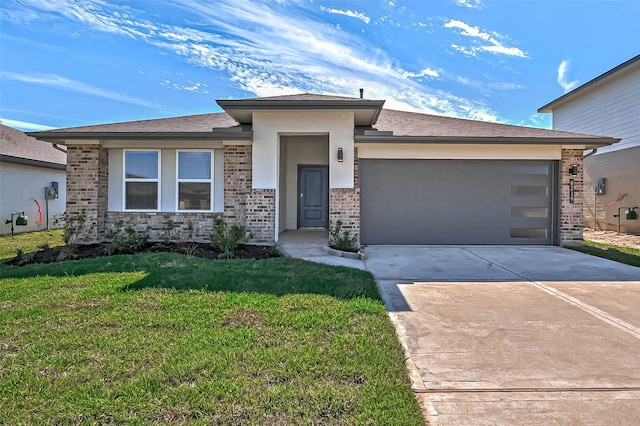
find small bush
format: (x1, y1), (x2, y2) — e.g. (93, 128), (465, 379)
(209, 217), (250, 259)
(103, 220), (150, 255)
(327, 220), (358, 252)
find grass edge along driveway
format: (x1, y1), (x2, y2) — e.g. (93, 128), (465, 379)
(0, 253), (424, 425)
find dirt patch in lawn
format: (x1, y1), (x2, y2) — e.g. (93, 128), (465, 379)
(5, 242), (279, 266)
(584, 228), (640, 249)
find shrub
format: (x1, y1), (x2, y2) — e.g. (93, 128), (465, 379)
(103, 220), (150, 255)
(209, 217), (250, 259)
(327, 220), (358, 252)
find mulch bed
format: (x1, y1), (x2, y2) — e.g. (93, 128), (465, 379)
(6, 242), (279, 267)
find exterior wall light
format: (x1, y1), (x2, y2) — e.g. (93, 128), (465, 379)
(337, 147), (344, 162)
(569, 165), (579, 176)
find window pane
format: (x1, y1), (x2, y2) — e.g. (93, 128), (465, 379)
(510, 207), (548, 218)
(125, 151), (158, 179)
(510, 228), (547, 239)
(179, 182), (211, 210)
(179, 152), (211, 179)
(510, 165), (549, 175)
(510, 186), (547, 197)
(126, 182), (158, 210)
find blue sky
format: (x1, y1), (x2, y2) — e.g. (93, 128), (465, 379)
(1, 0), (638, 132)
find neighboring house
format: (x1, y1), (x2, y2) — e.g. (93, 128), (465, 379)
(0, 124), (67, 235)
(539, 54), (640, 234)
(30, 93), (617, 247)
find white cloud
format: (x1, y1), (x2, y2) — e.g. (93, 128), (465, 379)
(161, 79), (210, 94)
(452, 0), (484, 9)
(0, 118), (55, 131)
(557, 59), (579, 93)
(1, 71), (163, 109)
(320, 6), (371, 24)
(444, 19), (527, 58)
(400, 68), (440, 79)
(4, 0), (504, 122)
(455, 75), (524, 91)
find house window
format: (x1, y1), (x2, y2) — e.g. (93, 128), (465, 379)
(124, 150), (159, 210)
(177, 151), (213, 211)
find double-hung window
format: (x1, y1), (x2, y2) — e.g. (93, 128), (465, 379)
(177, 150), (213, 211)
(124, 150), (160, 210)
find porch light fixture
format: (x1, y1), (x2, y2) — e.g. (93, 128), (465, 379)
(569, 164), (579, 176)
(337, 147), (344, 162)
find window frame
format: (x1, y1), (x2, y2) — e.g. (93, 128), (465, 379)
(123, 149), (161, 212)
(176, 149), (214, 212)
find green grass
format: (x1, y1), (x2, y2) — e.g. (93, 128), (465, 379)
(0, 229), (65, 261)
(0, 254), (424, 425)
(572, 240), (640, 267)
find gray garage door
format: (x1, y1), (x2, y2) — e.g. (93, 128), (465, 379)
(360, 159), (556, 245)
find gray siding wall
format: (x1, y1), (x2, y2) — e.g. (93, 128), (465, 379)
(551, 64), (640, 154)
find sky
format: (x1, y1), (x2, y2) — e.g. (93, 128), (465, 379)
(0, 0), (638, 132)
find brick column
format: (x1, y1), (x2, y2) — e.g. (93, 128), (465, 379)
(560, 148), (584, 246)
(246, 189), (276, 244)
(329, 147), (360, 245)
(223, 145), (252, 227)
(66, 145), (108, 244)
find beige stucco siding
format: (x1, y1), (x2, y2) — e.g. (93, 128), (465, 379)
(252, 110), (354, 190)
(357, 143), (562, 159)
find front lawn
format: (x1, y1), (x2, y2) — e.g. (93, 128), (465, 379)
(0, 229), (65, 261)
(572, 240), (640, 268)
(0, 254), (424, 424)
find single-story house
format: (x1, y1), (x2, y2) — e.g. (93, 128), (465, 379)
(539, 54), (640, 234)
(1, 124), (67, 235)
(30, 93), (618, 246)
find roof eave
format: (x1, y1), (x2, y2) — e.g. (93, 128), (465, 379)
(216, 99), (386, 125)
(27, 131), (253, 144)
(0, 154), (66, 170)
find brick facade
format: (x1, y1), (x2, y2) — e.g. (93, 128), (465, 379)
(66, 145), (108, 244)
(560, 148), (584, 246)
(245, 189), (276, 244)
(105, 212), (216, 243)
(66, 143), (277, 245)
(65, 143), (588, 248)
(222, 145), (252, 227)
(329, 147), (360, 245)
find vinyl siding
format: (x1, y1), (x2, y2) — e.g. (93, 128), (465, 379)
(551, 63), (640, 154)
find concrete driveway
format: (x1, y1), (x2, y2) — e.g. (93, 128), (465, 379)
(364, 246), (640, 425)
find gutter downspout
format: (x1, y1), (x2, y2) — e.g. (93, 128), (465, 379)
(52, 143), (67, 153)
(584, 148), (597, 158)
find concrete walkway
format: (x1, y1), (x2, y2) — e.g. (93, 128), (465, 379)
(277, 230), (366, 269)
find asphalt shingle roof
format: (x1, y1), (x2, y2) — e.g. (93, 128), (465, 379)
(40, 112), (237, 133)
(1, 124), (66, 166)
(29, 93), (616, 144)
(373, 108), (608, 139)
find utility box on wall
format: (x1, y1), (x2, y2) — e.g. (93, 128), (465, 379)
(594, 177), (606, 195)
(45, 181), (59, 199)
